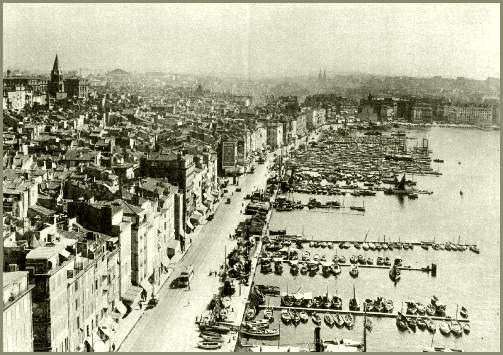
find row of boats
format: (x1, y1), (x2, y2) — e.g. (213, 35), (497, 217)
(396, 312), (470, 337)
(281, 309), (355, 329)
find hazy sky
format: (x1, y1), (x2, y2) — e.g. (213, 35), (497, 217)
(3, 3), (500, 79)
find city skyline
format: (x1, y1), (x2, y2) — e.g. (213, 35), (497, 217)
(3, 3), (500, 80)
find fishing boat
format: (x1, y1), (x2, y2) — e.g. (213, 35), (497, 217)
(463, 323), (470, 334)
(321, 262), (333, 277)
(331, 295), (342, 310)
(439, 321), (451, 336)
(406, 302), (418, 315)
(281, 309), (291, 324)
(383, 257), (391, 266)
(407, 317), (417, 332)
(332, 263), (342, 275)
(366, 257), (374, 265)
(338, 255), (347, 264)
(349, 286), (360, 311)
(335, 314), (345, 328)
(416, 303), (426, 315)
(354, 242), (361, 249)
(425, 318), (435, 333)
(377, 256), (383, 265)
(274, 261), (283, 274)
(264, 308), (274, 320)
(344, 314), (354, 329)
(327, 242), (334, 249)
(469, 245), (480, 254)
(435, 304), (447, 317)
(291, 311), (301, 326)
(349, 265), (359, 278)
(373, 298), (384, 313)
(312, 312), (322, 325)
(450, 321), (463, 337)
(389, 265), (401, 283)
(396, 312), (409, 331)
(357, 255), (365, 264)
(313, 254), (320, 262)
(417, 317), (427, 330)
(324, 314), (335, 327)
(299, 311), (309, 323)
(362, 242), (369, 251)
(241, 328), (280, 339)
(304, 293), (313, 308)
(426, 304), (436, 316)
(320, 242), (327, 249)
(363, 299), (374, 312)
(221, 296), (231, 309)
(200, 334), (224, 343)
(385, 299), (394, 313)
(421, 242), (429, 250)
(290, 260), (299, 275)
(300, 263), (308, 275)
(244, 320), (270, 329)
(245, 307), (257, 321)
(198, 341), (222, 350)
(460, 306), (468, 318)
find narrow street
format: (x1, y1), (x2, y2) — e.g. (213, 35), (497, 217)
(118, 155), (272, 352)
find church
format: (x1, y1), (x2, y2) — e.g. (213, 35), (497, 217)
(48, 54), (89, 100)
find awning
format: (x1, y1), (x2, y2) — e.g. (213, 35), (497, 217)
(114, 301), (127, 315)
(59, 249), (71, 259)
(122, 286), (142, 304)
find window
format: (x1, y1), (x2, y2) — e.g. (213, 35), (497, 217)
(77, 316), (80, 330)
(86, 325), (89, 337)
(75, 298), (79, 310)
(75, 281), (78, 291)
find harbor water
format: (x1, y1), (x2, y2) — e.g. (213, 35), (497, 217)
(246, 127), (500, 352)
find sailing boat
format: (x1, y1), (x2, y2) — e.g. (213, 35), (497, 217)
(349, 285), (360, 311)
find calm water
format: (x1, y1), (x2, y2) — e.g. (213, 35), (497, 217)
(247, 127), (500, 352)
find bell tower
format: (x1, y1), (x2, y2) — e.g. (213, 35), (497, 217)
(49, 54), (64, 96)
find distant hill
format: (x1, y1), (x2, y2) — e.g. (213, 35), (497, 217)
(107, 68), (129, 75)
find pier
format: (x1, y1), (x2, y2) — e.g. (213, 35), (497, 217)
(272, 238), (479, 248)
(262, 260), (435, 273)
(256, 305), (470, 323)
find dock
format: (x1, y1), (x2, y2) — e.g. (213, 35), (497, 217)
(256, 305), (470, 323)
(272, 238), (478, 248)
(262, 261), (434, 272)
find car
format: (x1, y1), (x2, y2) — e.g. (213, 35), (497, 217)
(236, 188), (242, 192)
(226, 198), (231, 204)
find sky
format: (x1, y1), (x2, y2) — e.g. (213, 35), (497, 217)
(3, 3), (500, 80)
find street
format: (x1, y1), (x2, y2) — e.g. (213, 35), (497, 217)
(118, 155), (272, 352)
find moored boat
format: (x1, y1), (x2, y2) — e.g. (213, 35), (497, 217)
(463, 323), (470, 334)
(439, 321), (451, 336)
(312, 312), (322, 325)
(396, 312), (408, 331)
(324, 314), (335, 327)
(334, 314), (345, 328)
(344, 314), (354, 329)
(349, 265), (359, 278)
(281, 309), (291, 324)
(241, 328), (280, 339)
(198, 341), (222, 350)
(299, 311), (309, 323)
(450, 321), (463, 337)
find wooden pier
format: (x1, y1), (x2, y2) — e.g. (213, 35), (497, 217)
(257, 305), (469, 323)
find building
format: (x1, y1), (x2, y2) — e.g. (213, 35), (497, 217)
(411, 103), (433, 122)
(266, 123), (283, 149)
(3, 271), (35, 352)
(47, 55), (66, 100)
(64, 78), (89, 99)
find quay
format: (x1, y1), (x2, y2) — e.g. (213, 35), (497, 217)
(261, 260), (435, 272)
(285, 239), (479, 248)
(256, 305), (470, 323)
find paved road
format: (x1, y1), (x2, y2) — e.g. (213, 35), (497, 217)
(119, 156), (272, 352)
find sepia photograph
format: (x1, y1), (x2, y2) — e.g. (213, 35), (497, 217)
(2, 2), (500, 352)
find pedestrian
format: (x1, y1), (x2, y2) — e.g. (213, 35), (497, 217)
(111, 344), (116, 352)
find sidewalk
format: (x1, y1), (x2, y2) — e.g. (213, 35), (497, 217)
(112, 195), (225, 352)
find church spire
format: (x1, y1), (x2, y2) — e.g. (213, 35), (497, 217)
(52, 54), (60, 74)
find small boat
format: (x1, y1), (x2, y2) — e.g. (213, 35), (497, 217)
(426, 304), (436, 316)
(241, 328), (280, 339)
(389, 266), (401, 283)
(368, 242), (376, 250)
(350, 255), (358, 264)
(439, 321), (451, 336)
(469, 245), (480, 254)
(244, 320), (269, 329)
(338, 255), (347, 264)
(309, 241), (315, 248)
(281, 309), (291, 324)
(344, 314), (354, 329)
(377, 256), (383, 265)
(299, 311), (309, 323)
(198, 341), (222, 350)
(291, 311), (300, 326)
(312, 312), (322, 325)
(385, 299), (394, 313)
(313, 254), (320, 262)
(383, 257), (391, 266)
(362, 242), (369, 250)
(426, 318), (435, 333)
(463, 323), (470, 334)
(324, 314), (335, 327)
(363, 299), (374, 312)
(300, 264), (308, 275)
(334, 314), (345, 328)
(407, 317), (417, 332)
(245, 307), (256, 321)
(200, 334), (224, 343)
(320, 242), (327, 249)
(320, 255), (327, 262)
(264, 308), (274, 320)
(332, 263), (342, 275)
(331, 296), (342, 310)
(396, 312), (408, 331)
(366, 257), (374, 265)
(349, 265), (359, 278)
(357, 255), (365, 265)
(460, 306), (468, 318)
(406, 302), (417, 315)
(373, 299), (384, 313)
(421, 242), (429, 250)
(221, 297), (231, 309)
(328, 242), (334, 249)
(302, 251), (310, 261)
(417, 317), (427, 330)
(416, 303), (426, 315)
(349, 290), (360, 311)
(354, 242), (361, 249)
(450, 321), (463, 337)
